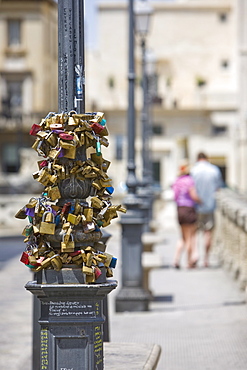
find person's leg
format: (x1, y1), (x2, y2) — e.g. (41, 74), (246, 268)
(190, 223), (198, 267)
(204, 229), (212, 267)
(173, 236), (184, 268)
(181, 224), (195, 268)
(202, 213), (214, 267)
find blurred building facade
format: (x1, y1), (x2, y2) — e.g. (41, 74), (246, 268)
(0, 0), (57, 193)
(86, 0), (238, 194)
(0, 0), (243, 196)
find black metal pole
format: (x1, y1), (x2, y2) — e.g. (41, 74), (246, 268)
(138, 37), (154, 231)
(141, 38), (149, 184)
(58, 0), (75, 112)
(73, 0), (85, 113)
(58, 0), (85, 113)
(126, 0), (138, 195)
(115, 0), (151, 312)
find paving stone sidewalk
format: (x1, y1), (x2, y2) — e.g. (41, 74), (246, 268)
(1, 200), (247, 369)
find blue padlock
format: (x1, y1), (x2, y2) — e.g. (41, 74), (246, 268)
(106, 186), (114, 195)
(100, 118), (106, 126)
(109, 257), (117, 269)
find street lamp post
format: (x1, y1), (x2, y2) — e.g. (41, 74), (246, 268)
(29, 2), (117, 369)
(115, 0), (151, 312)
(135, 0), (154, 231)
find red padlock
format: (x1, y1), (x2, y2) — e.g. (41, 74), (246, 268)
(59, 132), (74, 141)
(69, 250), (81, 257)
(61, 202), (71, 216)
(95, 266), (102, 280)
(20, 251), (29, 265)
(29, 124), (41, 136)
(36, 256), (45, 266)
(90, 122), (104, 134)
(38, 160), (48, 169)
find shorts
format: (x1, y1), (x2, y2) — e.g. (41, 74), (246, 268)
(177, 206), (197, 225)
(197, 213), (215, 231)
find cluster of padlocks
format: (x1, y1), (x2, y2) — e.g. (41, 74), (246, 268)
(16, 111), (126, 283)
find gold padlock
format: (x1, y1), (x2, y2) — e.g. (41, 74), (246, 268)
(99, 126), (109, 137)
(90, 112), (104, 123)
(86, 253), (94, 267)
(37, 168), (52, 186)
(15, 207), (27, 219)
(59, 139), (75, 150)
(92, 180), (102, 191)
(102, 159), (111, 172)
(100, 178), (112, 188)
(63, 146), (76, 159)
(22, 224), (33, 237)
(93, 241), (107, 253)
(48, 148), (61, 160)
(103, 252), (113, 267)
(106, 267), (113, 278)
(68, 116), (77, 126)
(39, 211), (56, 235)
(47, 185), (61, 201)
(44, 212), (54, 223)
(50, 255), (63, 271)
(49, 174), (58, 184)
(82, 265), (93, 275)
(72, 254), (83, 266)
(28, 255), (37, 265)
(36, 131), (48, 139)
(78, 132), (85, 146)
(31, 138), (40, 152)
(46, 132), (57, 147)
(67, 213), (78, 225)
(26, 197), (38, 208)
(85, 273), (95, 283)
(90, 197), (103, 209)
(83, 207), (93, 222)
(91, 152), (103, 165)
(61, 233), (75, 253)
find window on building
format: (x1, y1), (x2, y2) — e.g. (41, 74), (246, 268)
(2, 144), (20, 173)
(8, 19), (21, 47)
(152, 125), (163, 135)
(152, 160), (160, 186)
(212, 125), (228, 136)
(219, 13), (227, 23)
(221, 60), (229, 69)
(2, 79), (23, 118)
(115, 135), (123, 160)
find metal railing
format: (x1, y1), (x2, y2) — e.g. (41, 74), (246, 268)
(215, 188), (247, 290)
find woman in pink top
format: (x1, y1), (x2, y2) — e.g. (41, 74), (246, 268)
(172, 160), (201, 268)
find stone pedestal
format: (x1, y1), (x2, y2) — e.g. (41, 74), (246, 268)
(116, 195), (151, 312)
(26, 268), (117, 370)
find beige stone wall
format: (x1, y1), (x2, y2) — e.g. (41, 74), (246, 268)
(0, 0), (58, 116)
(84, 0), (239, 192)
(86, 0), (237, 111)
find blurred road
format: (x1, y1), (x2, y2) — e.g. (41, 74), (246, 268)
(0, 237), (24, 268)
(1, 200), (247, 369)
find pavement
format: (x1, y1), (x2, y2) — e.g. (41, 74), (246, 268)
(1, 200), (247, 369)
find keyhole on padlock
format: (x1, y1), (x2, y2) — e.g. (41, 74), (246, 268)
(80, 329), (86, 337)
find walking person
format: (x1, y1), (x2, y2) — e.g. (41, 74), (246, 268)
(191, 152), (223, 267)
(172, 160), (201, 269)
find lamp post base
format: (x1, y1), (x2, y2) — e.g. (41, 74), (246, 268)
(26, 268), (117, 370)
(116, 193), (151, 312)
(115, 286), (151, 312)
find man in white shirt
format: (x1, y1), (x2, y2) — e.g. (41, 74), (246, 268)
(191, 152), (223, 267)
